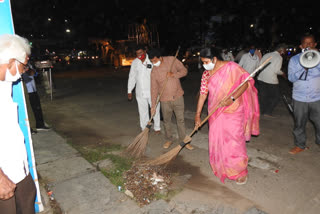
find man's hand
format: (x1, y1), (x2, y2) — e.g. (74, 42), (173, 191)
(128, 93), (132, 101)
(0, 169), (16, 200)
(167, 72), (174, 78)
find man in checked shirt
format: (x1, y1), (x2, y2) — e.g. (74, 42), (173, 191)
(148, 48), (194, 150)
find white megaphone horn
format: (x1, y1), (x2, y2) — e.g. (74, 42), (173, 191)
(299, 49), (320, 68)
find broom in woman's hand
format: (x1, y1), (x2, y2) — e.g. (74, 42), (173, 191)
(125, 46), (181, 158)
(145, 56), (272, 166)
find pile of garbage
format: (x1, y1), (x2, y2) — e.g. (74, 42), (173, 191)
(123, 164), (172, 206)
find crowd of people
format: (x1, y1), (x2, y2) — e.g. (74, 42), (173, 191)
(1, 31), (319, 213)
(127, 33), (320, 185)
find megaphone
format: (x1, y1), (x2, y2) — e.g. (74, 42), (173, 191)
(299, 49), (320, 68)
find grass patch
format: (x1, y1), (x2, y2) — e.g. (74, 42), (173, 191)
(103, 154), (133, 187)
(74, 144), (124, 162)
(72, 143), (133, 187)
(100, 167), (124, 187)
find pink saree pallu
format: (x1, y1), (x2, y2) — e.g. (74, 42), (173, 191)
(206, 62), (259, 183)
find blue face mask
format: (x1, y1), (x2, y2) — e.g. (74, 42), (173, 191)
(249, 49), (255, 55)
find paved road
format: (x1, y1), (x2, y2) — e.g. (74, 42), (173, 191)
(33, 65), (320, 214)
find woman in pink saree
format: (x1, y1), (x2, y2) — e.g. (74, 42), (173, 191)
(195, 47), (260, 185)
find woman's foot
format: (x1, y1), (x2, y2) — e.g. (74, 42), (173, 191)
(236, 175), (248, 185)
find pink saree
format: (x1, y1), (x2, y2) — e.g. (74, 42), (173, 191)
(205, 62), (259, 183)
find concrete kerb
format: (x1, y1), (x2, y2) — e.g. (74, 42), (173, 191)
(32, 130), (141, 213)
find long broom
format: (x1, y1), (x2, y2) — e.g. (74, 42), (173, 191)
(126, 46), (181, 158)
(145, 56), (272, 166)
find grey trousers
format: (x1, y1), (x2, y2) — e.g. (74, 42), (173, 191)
(160, 96), (186, 142)
(293, 99), (320, 149)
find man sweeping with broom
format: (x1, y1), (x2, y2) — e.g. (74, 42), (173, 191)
(148, 48), (194, 150)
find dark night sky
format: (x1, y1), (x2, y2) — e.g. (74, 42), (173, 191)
(10, 0), (320, 53)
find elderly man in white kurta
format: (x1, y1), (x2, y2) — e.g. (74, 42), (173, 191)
(0, 34), (36, 214)
(128, 45), (161, 133)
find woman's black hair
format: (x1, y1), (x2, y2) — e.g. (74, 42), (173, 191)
(199, 47), (223, 60)
(147, 48), (162, 59)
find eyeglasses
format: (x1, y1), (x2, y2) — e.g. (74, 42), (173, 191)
(15, 59), (29, 71)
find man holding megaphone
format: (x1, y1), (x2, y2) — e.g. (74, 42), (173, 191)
(288, 34), (320, 154)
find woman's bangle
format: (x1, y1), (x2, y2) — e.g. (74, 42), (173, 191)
(231, 96), (235, 102)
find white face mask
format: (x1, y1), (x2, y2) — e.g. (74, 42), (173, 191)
(203, 62), (215, 71)
(5, 61), (21, 82)
(153, 61), (161, 67)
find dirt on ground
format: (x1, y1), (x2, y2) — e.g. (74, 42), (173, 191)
(123, 164), (172, 206)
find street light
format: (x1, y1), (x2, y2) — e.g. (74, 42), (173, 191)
(66, 29), (71, 33)
(48, 18), (51, 21)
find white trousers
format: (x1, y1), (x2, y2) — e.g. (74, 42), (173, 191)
(136, 96), (161, 131)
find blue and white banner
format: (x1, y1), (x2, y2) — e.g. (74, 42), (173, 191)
(0, 0), (43, 212)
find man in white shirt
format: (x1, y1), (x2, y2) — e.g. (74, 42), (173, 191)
(239, 45), (260, 74)
(0, 34), (36, 213)
(128, 45), (161, 133)
(257, 44), (286, 117)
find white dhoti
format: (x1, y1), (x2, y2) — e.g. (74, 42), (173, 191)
(136, 96), (160, 131)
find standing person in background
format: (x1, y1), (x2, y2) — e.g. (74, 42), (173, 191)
(234, 47), (248, 63)
(128, 45), (161, 133)
(221, 48), (235, 61)
(239, 45), (260, 74)
(287, 34), (320, 154)
(195, 47), (260, 185)
(148, 48), (193, 150)
(255, 48), (262, 61)
(22, 62), (50, 131)
(257, 44), (287, 117)
(0, 34), (36, 214)
(22, 65), (37, 135)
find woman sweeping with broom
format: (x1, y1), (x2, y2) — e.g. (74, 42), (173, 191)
(195, 47), (260, 185)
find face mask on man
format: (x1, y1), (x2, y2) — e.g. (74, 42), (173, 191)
(203, 61), (215, 71)
(5, 61), (21, 82)
(249, 49), (255, 55)
(153, 61), (161, 67)
(138, 54), (146, 61)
